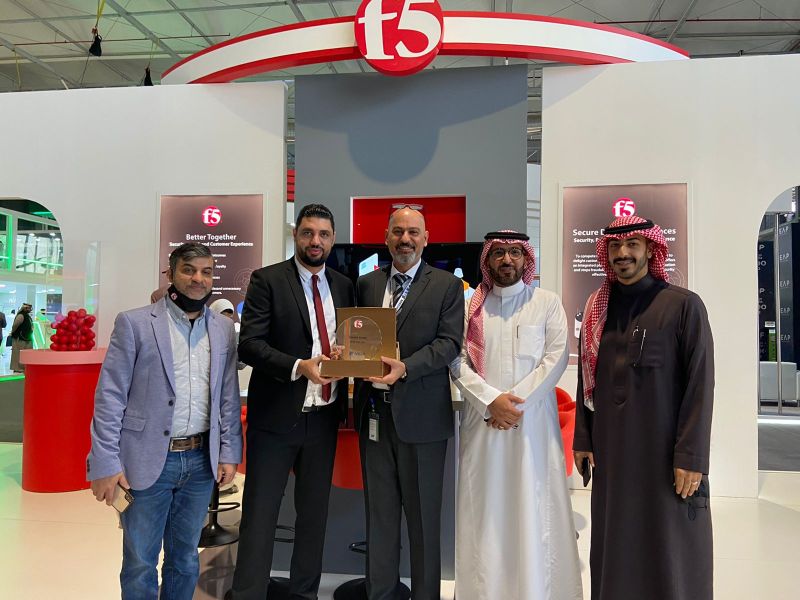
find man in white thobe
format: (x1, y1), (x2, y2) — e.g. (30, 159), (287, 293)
(451, 230), (582, 600)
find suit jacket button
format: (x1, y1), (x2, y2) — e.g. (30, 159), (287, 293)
(163, 430), (170, 436)
(168, 400), (174, 406)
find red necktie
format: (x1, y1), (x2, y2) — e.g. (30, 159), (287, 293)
(311, 274), (331, 402)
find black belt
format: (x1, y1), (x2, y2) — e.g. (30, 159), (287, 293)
(168, 431), (208, 452)
(369, 387), (392, 404)
(302, 401), (336, 413)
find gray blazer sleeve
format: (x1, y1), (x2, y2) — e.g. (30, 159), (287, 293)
(86, 312), (136, 481)
(218, 321), (243, 465)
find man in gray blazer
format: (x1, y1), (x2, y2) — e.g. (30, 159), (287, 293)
(355, 207), (464, 600)
(87, 242), (242, 600)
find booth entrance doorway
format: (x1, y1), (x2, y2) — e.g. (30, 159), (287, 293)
(757, 186), (800, 471)
(0, 198), (63, 443)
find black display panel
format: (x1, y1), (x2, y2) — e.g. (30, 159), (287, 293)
(326, 242), (484, 289)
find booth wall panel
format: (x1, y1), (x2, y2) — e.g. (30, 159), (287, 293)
(295, 65), (528, 242)
(541, 54), (800, 498)
(0, 83), (287, 345)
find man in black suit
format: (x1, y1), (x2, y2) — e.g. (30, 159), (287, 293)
(355, 207), (464, 600)
(231, 204), (356, 600)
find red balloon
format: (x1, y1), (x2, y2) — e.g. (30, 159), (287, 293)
(85, 315), (96, 325)
(50, 322), (58, 329)
(77, 308), (87, 318)
(50, 335), (58, 342)
(67, 310), (77, 319)
(51, 344), (61, 351)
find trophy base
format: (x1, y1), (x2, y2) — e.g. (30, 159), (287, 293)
(320, 359), (389, 378)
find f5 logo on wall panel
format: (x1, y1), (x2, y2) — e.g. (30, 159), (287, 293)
(612, 198), (636, 218)
(202, 206), (222, 226)
(355, 0), (444, 76)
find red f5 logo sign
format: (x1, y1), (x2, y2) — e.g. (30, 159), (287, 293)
(202, 206), (222, 226)
(355, 0), (444, 76)
(612, 198), (636, 218)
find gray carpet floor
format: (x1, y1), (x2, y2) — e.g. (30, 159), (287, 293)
(758, 422), (800, 471)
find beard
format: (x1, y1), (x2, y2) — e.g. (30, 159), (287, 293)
(490, 263), (523, 287)
(612, 255), (647, 281)
(297, 245), (328, 267)
(391, 243), (419, 267)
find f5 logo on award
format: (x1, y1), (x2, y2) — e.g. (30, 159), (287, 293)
(202, 206), (222, 226)
(612, 198), (636, 218)
(355, 0), (444, 76)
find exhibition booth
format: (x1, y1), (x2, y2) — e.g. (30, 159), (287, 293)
(1, 5), (799, 596)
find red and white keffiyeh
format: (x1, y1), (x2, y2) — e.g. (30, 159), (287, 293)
(466, 230), (536, 378)
(580, 216), (669, 407)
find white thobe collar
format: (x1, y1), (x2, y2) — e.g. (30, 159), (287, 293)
(490, 279), (526, 298)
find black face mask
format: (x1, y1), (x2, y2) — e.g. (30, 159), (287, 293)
(167, 285), (212, 314)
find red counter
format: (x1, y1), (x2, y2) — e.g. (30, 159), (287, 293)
(20, 349), (106, 492)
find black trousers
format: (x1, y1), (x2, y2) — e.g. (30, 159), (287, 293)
(360, 395), (448, 600)
(231, 407), (339, 600)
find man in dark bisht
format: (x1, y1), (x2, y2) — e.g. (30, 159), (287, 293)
(573, 215), (715, 600)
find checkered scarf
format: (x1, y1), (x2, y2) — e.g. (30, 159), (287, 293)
(580, 216), (669, 407)
(466, 231), (536, 378)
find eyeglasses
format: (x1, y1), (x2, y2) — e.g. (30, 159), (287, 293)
(489, 247), (524, 261)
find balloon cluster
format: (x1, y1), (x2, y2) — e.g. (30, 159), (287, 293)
(50, 309), (97, 351)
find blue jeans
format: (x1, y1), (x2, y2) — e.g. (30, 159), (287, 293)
(120, 447), (215, 600)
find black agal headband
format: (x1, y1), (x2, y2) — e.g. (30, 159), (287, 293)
(602, 219), (655, 236)
(484, 231), (530, 241)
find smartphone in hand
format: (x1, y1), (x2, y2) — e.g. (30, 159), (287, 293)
(111, 483), (134, 513)
(581, 457), (592, 487)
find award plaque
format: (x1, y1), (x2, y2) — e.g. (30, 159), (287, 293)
(320, 307), (397, 378)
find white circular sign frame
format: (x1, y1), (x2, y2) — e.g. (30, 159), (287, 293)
(162, 12), (688, 85)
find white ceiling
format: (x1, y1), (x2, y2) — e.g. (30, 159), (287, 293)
(2, 0), (798, 162)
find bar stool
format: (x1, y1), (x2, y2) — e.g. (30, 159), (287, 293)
(225, 405), (295, 599)
(555, 387), (576, 476)
(198, 482), (240, 548)
(265, 524), (295, 600)
(331, 427), (410, 600)
(200, 407), (246, 548)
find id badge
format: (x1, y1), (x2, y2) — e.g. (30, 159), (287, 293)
(368, 411), (380, 443)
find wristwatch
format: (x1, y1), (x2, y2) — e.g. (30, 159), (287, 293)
(401, 364), (408, 380)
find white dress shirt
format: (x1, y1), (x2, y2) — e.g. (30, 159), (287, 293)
(166, 297), (211, 436)
(290, 258), (338, 408)
(373, 260), (422, 390)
